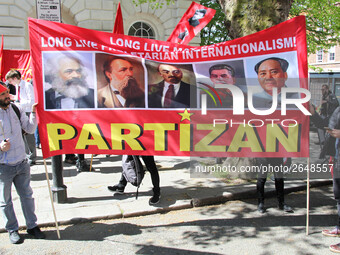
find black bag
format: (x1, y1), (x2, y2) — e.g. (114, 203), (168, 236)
(122, 155), (145, 198)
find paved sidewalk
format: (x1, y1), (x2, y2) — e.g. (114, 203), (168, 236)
(0, 130), (332, 232)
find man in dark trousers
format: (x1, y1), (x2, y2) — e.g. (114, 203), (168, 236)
(0, 82), (45, 244)
(108, 156), (161, 205)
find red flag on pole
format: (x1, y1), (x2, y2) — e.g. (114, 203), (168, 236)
(113, 2), (124, 34)
(167, 1), (216, 45)
(0, 35), (4, 81)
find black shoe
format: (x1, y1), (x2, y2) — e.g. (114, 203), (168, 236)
(258, 202), (266, 213)
(278, 203), (294, 213)
(107, 185), (125, 194)
(9, 230), (22, 244)
(149, 193), (161, 205)
(64, 158), (77, 165)
(27, 226), (45, 239)
(76, 160), (92, 172)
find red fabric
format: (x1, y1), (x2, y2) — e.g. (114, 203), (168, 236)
(167, 1), (216, 45)
(113, 2), (124, 35)
(27, 16), (310, 159)
(0, 83), (7, 93)
(1, 50), (32, 82)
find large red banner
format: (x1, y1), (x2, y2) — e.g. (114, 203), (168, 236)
(28, 16), (309, 159)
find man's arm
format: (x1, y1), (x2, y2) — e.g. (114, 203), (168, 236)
(19, 81), (35, 112)
(19, 103), (37, 134)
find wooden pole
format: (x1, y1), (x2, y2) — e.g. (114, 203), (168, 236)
(89, 154), (94, 172)
(306, 157), (310, 235)
(43, 159), (61, 239)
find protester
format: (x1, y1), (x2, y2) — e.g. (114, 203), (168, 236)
(148, 63), (195, 108)
(309, 104), (340, 253)
(108, 156), (161, 205)
(316, 84), (339, 146)
(0, 82), (45, 244)
(98, 56), (144, 108)
(44, 54), (94, 172)
(5, 70), (37, 165)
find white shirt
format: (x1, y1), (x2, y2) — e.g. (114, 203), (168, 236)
(110, 84), (126, 107)
(17, 80), (35, 113)
(161, 82), (180, 107)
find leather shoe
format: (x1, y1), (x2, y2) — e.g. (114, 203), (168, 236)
(258, 202), (266, 213)
(323, 227), (340, 237)
(278, 203), (294, 213)
(149, 193), (161, 205)
(9, 230), (22, 244)
(107, 185), (125, 194)
(27, 226), (45, 239)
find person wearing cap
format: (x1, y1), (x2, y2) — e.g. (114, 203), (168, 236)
(5, 70), (36, 166)
(252, 57), (299, 109)
(0, 82), (45, 244)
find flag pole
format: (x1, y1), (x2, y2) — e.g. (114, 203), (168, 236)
(43, 159), (61, 239)
(89, 154), (94, 172)
(306, 157), (310, 235)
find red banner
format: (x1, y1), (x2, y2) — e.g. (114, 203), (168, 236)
(112, 2), (124, 35)
(167, 1), (216, 44)
(28, 16), (309, 159)
(1, 49), (32, 82)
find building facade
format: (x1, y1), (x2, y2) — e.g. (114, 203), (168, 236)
(308, 44), (340, 106)
(0, 0), (199, 49)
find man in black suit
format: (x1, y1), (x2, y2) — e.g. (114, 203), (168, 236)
(44, 54), (94, 110)
(44, 54), (94, 172)
(148, 64), (195, 108)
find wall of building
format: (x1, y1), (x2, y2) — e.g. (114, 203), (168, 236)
(0, 0), (199, 49)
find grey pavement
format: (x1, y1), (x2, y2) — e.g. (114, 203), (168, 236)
(0, 130), (333, 232)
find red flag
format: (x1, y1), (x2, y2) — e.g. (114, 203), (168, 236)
(2, 50), (32, 82)
(167, 1), (215, 45)
(0, 35), (4, 81)
(113, 2), (124, 34)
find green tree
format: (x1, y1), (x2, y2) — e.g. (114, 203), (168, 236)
(134, 0), (340, 54)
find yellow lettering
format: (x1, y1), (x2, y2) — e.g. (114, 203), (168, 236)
(111, 124), (144, 150)
(75, 124), (110, 150)
(144, 123), (176, 151)
(266, 124), (299, 152)
(227, 125), (264, 152)
(47, 123), (76, 151)
(194, 124), (227, 152)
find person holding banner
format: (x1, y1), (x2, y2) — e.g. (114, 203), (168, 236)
(98, 56), (144, 108)
(44, 54), (95, 109)
(148, 64), (195, 108)
(5, 70), (37, 166)
(253, 57), (299, 109)
(0, 82), (45, 244)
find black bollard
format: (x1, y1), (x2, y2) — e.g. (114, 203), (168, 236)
(51, 155), (67, 203)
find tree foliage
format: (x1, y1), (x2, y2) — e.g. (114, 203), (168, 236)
(290, 0), (340, 54)
(134, 0), (340, 54)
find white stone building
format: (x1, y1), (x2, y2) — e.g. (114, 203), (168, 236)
(0, 0), (199, 49)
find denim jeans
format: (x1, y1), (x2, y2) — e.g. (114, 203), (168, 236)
(0, 160), (37, 231)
